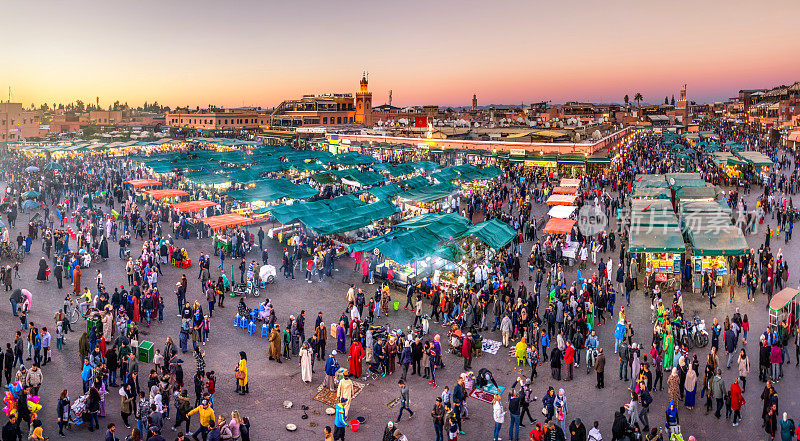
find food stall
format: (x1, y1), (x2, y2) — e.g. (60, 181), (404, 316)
(125, 179), (163, 189)
(552, 186), (578, 195)
(543, 218), (578, 265)
(629, 226), (685, 288)
(559, 178), (580, 188)
(769, 288), (800, 329)
(547, 205), (576, 219)
(545, 194), (577, 206)
(685, 226), (748, 291)
(202, 213), (257, 255)
(143, 189), (189, 202)
(170, 200), (218, 217)
(735, 151), (774, 183)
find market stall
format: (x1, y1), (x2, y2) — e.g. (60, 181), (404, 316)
(559, 178), (581, 188)
(143, 189), (189, 200)
(545, 194), (577, 206)
(552, 186), (577, 195)
(735, 151), (774, 183)
(769, 288), (800, 328)
(547, 205), (576, 219)
(125, 179), (162, 189)
(629, 226), (685, 287)
(347, 213), (514, 290)
(170, 200), (218, 214)
(542, 218), (576, 235)
(202, 213), (254, 230)
(685, 226), (748, 291)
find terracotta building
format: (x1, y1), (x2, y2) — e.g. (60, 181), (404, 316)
(0, 103), (41, 141)
(165, 108), (268, 130)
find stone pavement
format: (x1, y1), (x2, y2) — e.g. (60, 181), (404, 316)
(1, 182), (799, 441)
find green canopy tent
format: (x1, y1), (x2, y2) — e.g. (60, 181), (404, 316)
(633, 180), (669, 189)
(396, 182), (457, 203)
(184, 173), (231, 186)
(364, 184), (402, 201)
(630, 187), (671, 199)
(678, 200), (731, 214)
(310, 173), (336, 185)
(265, 194), (400, 236)
(674, 186), (718, 201)
(629, 226), (686, 253)
(631, 211), (680, 228)
(685, 226), (748, 256)
(225, 169), (264, 184)
(330, 169), (385, 187)
(735, 151), (774, 167)
(226, 179), (318, 203)
(402, 176), (430, 190)
(455, 219), (516, 250)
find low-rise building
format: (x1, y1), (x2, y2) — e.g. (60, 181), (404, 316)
(0, 103), (42, 141)
(165, 107), (268, 130)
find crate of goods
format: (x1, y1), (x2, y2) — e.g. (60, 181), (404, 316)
(138, 340), (155, 363)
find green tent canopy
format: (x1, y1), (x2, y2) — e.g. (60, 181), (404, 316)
(226, 179), (317, 203)
(630, 187), (671, 199)
(631, 211), (680, 227)
(225, 169), (264, 184)
(184, 173), (231, 186)
(633, 180), (669, 189)
(455, 219), (516, 250)
(668, 178), (708, 189)
(396, 182), (457, 203)
(265, 194), (399, 235)
(735, 151), (773, 166)
(686, 226), (748, 256)
(674, 186), (718, 201)
(402, 176), (430, 190)
(365, 184), (402, 201)
(330, 169), (385, 187)
(629, 226), (686, 253)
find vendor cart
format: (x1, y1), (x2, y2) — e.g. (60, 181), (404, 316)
(769, 287), (800, 329)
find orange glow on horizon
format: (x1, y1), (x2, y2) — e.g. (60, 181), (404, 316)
(1, 0), (798, 109)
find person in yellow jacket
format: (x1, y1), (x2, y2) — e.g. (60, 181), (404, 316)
(187, 399), (215, 440)
(236, 351), (248, 395)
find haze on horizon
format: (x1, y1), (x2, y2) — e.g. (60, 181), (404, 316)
(1, 0), (798, 110)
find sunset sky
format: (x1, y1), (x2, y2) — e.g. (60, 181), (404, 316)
(1, 0), (799, 109)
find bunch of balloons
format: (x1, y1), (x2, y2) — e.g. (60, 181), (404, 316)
(3, 382), (42, 419)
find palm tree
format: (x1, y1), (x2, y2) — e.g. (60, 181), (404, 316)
(624, 94), (630, 107)
(634, 93), (643, 108)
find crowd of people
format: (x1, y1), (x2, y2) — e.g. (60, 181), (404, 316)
(0, 120), (796, 441)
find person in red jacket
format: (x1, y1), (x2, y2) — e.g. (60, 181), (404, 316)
(730, 378), (744, 426)
(461, 334), (472, 370)
(564, 342), (575, 381)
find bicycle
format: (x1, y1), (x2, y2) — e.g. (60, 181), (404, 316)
(66, 300), (96, 324)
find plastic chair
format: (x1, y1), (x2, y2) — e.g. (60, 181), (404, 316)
(577, 269), (585, 284)
(234, 314), (242, 328)
(247, 321), (256, 335)
(249, 309), (257, 323)
(260, 324), (268, 338)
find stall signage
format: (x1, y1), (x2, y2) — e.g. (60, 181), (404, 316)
(510, 149), (526, 156)
(524, 160), (556, 167)
(373, 248), (380, 256)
